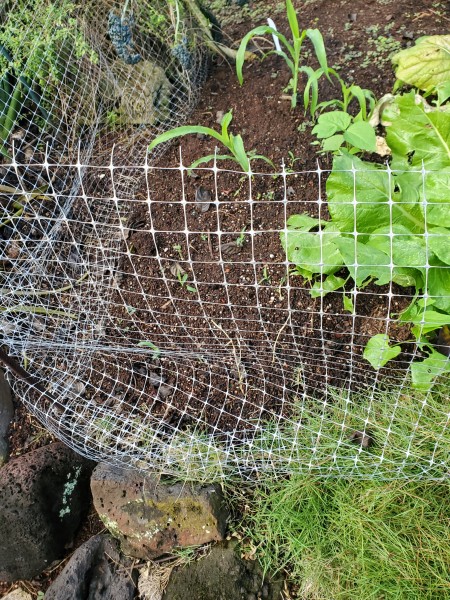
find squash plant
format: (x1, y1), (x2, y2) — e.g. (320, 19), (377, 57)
(282, 36), (450, 390)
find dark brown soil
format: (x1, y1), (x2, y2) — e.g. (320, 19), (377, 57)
(78, 0), (449, 438)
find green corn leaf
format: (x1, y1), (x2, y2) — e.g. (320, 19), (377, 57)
(306, 29), (330, 79)
(148, 125), (226, 151)
(300, 65), (320, 115)
(231, 134), (250, 172)
(286, 0), (300, 40)
(236, 26), (293, 85)
(189, 154), (233, 171)
(249, 153), (275, 169)
(349, 85), (376, 120)
(221, 110), (233, 139)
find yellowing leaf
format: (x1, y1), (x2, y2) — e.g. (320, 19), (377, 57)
(392, 35), (450, 94)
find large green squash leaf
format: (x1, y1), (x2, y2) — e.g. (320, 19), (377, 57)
(383, 92), (450, 171)
(392, 35), (450, 94)
(327, 152), (424, 235)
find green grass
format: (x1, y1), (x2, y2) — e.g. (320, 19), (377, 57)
(130, 377), (450, 483)
(236, 476), (450, 599)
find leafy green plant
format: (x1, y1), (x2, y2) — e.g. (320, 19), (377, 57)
(281, 84), (450, 388)
(392, 34), (450, 101)
(0, 0), (98, 151)
(312, 110), (376, 154)
(177, 270), (196, 293)
(0, 0), (98, 93)
(148, 109), (273, 172)
(236, 0), (330, 109)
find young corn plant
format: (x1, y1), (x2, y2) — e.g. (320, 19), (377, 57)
(302, 66), (376, 119)
(236, 0), (330, 110)
(148, 109), (273, 172)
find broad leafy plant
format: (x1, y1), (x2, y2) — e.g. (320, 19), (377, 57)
(148, 109), (273, 172)
(392, 34), (450, 104)
(236, 0), (330, 110)
(282, 36), (450, 389)
(311, 110), (376, 154)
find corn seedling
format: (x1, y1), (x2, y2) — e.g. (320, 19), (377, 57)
(148, 109), (273, 172)
(236, 0), (330, 109)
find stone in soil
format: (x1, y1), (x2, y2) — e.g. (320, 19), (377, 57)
(163, 540), (283, 600)
(44, 534), (137, 600)
(91, 463), (228, 559)
(0, 442), (94, 581)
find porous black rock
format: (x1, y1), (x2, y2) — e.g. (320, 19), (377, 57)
(0, 442), (94, 581)
(45, 534), (137, 600)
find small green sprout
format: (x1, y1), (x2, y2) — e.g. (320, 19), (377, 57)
(148, 110), (273, 173)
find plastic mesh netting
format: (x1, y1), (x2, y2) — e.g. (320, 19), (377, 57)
(0, 0), (209, 178)
(1, 1), (449, 481)
(1, 151), (450, 480)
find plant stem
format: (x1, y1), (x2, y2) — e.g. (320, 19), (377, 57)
(0, 305), (78, 318)
(0, 80), (21, 159)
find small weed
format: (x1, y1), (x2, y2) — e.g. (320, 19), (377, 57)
(173, 243), (184, 260)
(177, 270), (196, 293)
(137, 340), (161, 358)
(296, 120), (313, 134)
(255, 190), (275, 201)
(236, 227), (247, 247)
(258, 265), (271, 285)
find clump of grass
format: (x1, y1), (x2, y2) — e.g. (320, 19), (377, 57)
(237, 476), (450, 599)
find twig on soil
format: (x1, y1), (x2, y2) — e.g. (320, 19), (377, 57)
(211, 320), (246, 395)
(0, 346), (66, 411)
(272, 314), (290, 363)
(207, 229), (213, 258)
(0, 271), (89, 297)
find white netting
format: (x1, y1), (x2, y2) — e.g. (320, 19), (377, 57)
(0, 0), (209, 183)
(1, 149), (449, 480)
(1, 1), (449, 481)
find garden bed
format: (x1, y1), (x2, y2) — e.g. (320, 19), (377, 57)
(76, 0), (448, 439)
